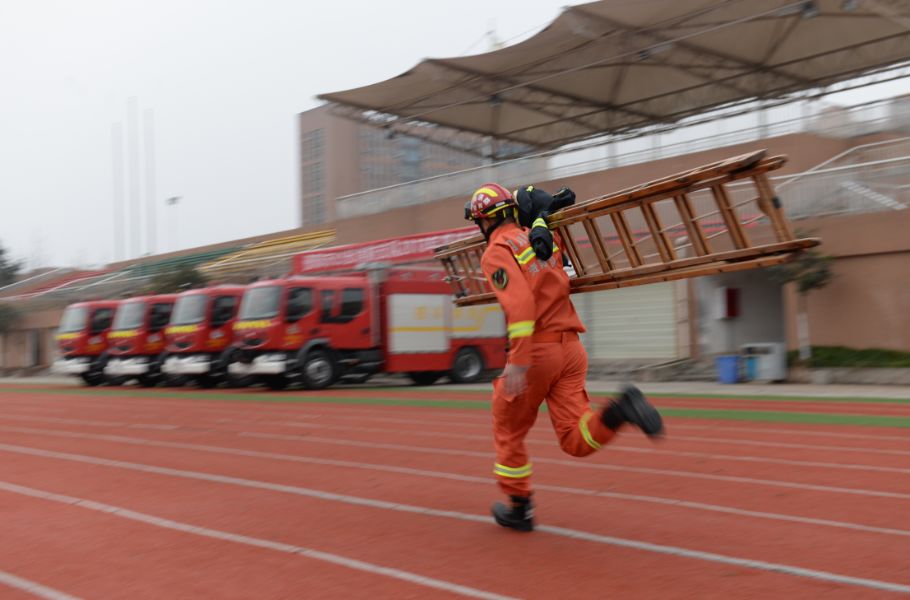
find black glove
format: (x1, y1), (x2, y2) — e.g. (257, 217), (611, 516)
(516, 185), (577, 261)
(516, 185), (576, 227)
(529, 226), (554, 261)
(515, 185), (551, 229)
(550, 187), (576, 213)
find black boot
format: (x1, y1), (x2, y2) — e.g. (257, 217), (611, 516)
(602, 384), (665, 437)
(491, 495), (534, 532)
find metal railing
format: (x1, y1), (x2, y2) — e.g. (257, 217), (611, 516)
(0, 268), (66, 297)
(687, 156), (910, 224)
(336, 95), (910, 219)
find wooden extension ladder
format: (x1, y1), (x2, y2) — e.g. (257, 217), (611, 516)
(434, 150), (820, 306)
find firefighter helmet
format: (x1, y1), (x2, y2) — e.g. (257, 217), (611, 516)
(465, 183), (517, 221)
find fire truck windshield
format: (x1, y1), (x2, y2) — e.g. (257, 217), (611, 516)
(112, 301), (146, 330)
(171, 294), (208, 325)
(239, 286), (281, 320)
(58, 306), (88, 333)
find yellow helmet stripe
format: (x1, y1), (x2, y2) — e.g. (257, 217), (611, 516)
(475, 187), (501, 198)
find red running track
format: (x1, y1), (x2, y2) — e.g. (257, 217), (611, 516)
(0, 384), (908, 599)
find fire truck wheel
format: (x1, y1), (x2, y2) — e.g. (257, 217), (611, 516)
(300, 349), (337, 390)
(263, 374), (289, 391)
(196, 374), (218, 389)
(80, 371), (104, 386)
(137, 373), (159, 388)
(450, 347), (484, 384)
(227, 374), (254, 388)
(408, 371), (444, 386)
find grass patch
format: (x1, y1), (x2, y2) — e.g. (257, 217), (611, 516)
(789, 346), (910, 368)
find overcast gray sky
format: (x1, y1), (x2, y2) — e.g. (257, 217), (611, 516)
(0, 0), (568, 269)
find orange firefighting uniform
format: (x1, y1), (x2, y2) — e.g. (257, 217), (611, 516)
(482, 220), (616, 497)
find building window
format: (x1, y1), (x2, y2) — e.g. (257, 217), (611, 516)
(302, 161), (323, 195)
(305, 194), (325, 225)
(398, 135), (423, 183)
(301, 129), (324, 162)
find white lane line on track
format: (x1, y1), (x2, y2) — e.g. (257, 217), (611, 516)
(265, 418), (910, 474)
(1, 410), (910, 500)
(0, 414), (910, 475)
(0, 482), (514, 600)
(309, 412), (910, 443)
(664, 422), (910, 442)
(2, 410), (907, 480)
(0, 571), (81, 600)
(0, 413), (179, 431)
(670, 434), (910, 456)
(252, 418), (910, 461)
(3, 424), (909, 540)
(0, 445), (908, 595)
(5, 395), (908, 441)
(241, 431), (910, 500)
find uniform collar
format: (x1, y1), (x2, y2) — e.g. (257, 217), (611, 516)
(488, 220), (520, 244)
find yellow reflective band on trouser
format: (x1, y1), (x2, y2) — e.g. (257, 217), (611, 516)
(507, 320), (534, 339)
(532, 217), (548, 229)
(494, 463), (532, 478)
(514, 247), (535, 265)
(580, 412), (603, 450)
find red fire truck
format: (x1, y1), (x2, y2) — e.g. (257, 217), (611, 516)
(161, 285), (245, 387)
(226, 268), (506, 390)
(103, 293), (178, 386)
(52, 300), (120, 386)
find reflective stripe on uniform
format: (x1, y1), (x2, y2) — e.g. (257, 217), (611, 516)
(507, 320), (534, 339)
(514, 243), (560, 266)
(514, 247), (536, 265)
(579, 411), (603, 450)
(532, 217), (548, 229)
(494, 462), (532, 478)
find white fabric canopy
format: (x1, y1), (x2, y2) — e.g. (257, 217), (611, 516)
(320, 0), (910, 151)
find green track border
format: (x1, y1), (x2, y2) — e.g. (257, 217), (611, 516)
(2, 385), (909, 428)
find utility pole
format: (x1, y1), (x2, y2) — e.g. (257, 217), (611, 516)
(166, 196), (181, 251)
(143, 109), (157, 256)
(126, 97), (141, 258)
(111, 122), (126, 261)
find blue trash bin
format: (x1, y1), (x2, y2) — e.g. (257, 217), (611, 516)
(744, 356), (758, 381)
(715, 355), (741, 384)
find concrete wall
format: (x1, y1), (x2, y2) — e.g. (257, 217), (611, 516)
(783, 209), (910, 352)
(695, 270), (786, 356)
(0, 308), (66, 371)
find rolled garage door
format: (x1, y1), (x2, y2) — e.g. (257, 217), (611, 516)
(575, 282), (678, 360)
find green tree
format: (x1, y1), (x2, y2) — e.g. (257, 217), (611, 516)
(145, 264), (208, 294)
(768, 246), (834, 362)
(0, 242), (22, 287)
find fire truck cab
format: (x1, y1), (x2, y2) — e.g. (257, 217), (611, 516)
(52, 300), (120, 386)
(227, 269), (505, 390)
(103, 293), (177, 386)
(161, 285), (245, 387)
